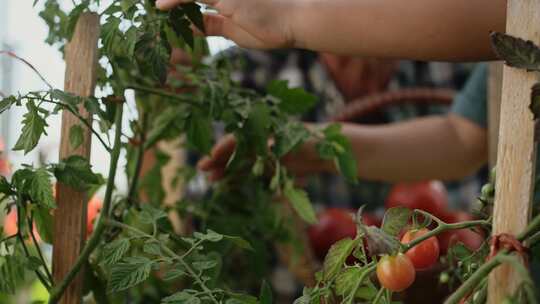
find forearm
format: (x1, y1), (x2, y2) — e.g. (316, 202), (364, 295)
(291, 0), (506, 61)
(314, 115), (487, 182)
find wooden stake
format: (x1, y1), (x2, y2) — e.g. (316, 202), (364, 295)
(52, 13), (100, 304)
(488, 62), (503, 168)
(488, 1), (539, 302)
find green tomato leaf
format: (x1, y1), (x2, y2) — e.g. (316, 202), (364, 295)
(52, 155), (101, 191)
(69, 125), (84, 150)
(272, 121), (309, 157)
(267, 80), (317, 115)
(322, 238), (359, 281)
(108, 257), (154, 293)
(0, 95), (17, 114)
(30, 168), (56, 209)
(34, 206), (54, 244)
(162, 267), (186, 281)
(162, 291), (201, 304)
(100, 238), (131, 266)
(284, 181), (317, 225)
(66, 1), (88, 40)
(381, 207), (412, 237)
(13, 102), (48, 154)
(491, 32), (540, 72)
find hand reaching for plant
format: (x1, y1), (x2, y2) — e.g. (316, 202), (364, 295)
(197, 133), (333, 181)
(156, 0), (296, 49)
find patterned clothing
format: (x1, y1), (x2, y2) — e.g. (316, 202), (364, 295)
(216, 47), (481, 211)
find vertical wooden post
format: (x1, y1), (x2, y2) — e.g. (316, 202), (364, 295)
(52, 13), (100, 304)
(487, 62), (503, 168)
(488, 1), (539, 302)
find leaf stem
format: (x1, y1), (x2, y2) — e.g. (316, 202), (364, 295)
(345, 263), (376, 304)
(104, 219), (220, 304)
(127, 84), (200, 107)
(48, 103), (124, 304)
(127, 114), (148, 208)
(518, 212), (540, 241)
(27, 215), (53, 283)
(403, 210), (490, 251)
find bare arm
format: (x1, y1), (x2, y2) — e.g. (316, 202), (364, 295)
(199, 114), (488, 182)
(286, 114), (487, 182)
(157, 0), (506, 61)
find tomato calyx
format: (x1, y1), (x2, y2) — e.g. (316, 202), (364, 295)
(487, 233), (529, 265)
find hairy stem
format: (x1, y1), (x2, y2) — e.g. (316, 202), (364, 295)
(27, 215), (53, 283)
(48, 103), (124, 304)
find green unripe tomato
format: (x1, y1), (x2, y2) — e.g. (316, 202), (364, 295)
(439, 272), (449, 284)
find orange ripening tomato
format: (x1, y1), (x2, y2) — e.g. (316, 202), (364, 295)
(87, 197), (103, 236)
(376, 253), (416, 292)
(401, 228), (440, 270)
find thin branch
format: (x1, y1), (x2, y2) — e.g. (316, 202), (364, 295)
(48, 103), (124, 304)
(403, 210), (491, 251)
(27, 214), (53, 283)
(127, 84), (200, 107)
(0, 51), (54, 89)
(127, 114), (148, 208)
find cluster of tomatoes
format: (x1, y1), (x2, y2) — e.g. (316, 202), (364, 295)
(308, 180), (485, 292)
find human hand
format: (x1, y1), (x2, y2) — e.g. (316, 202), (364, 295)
(197, 133), (334, 182)
(156, 0), (296, 50)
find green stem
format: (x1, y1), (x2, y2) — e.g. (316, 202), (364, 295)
(345, 263), (376, 304)
(48, 103), (124, 304)
(127, 84), (199, 107)
(127, 114), (148, 208)
(403, 210), (490, 251)
(27, 215), (53, 283)
(372, 287), (385, 304)
(104, 219), (220, 304)
(43, 99), (112, 152)
(444, 254), (506, 304)
(518, 212), (540, 241)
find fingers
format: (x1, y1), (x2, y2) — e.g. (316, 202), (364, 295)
(197, 135), (237, 181)
(203, 13), (269, 49)
(156, 0), (219, 10)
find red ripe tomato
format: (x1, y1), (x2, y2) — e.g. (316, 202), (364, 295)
(401, 228), (440, 270)
(87, 197), (103, 236)
(386, 181), (449, 219)
(376, 253), (416, 292)
(438, 211), (484, 254)
(308, 208), (380, 260)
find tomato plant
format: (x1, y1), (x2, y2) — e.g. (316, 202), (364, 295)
(308, 208), (380, 260)
(376, 253), (416, 292)
(401, 228), (440, 270)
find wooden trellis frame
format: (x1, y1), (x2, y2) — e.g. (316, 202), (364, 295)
(488, 1), (539, 303)
(52, 13), (100, 304)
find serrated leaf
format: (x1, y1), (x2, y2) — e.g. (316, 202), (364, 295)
(491, 32), (540, 72)
(0, 176), (13, 195)
(34, 205), (54, 244)
(146, 107), (184, 148)
(192, 260), (218, 271)
(267, 80), (317, 115)
(30, 168), (56, 208)
(108, 257), (154, 293)
(170, 16), (194, 49)
(194, 229), (223, 242)
(226, 293), (259, 304)
(162, 267), (186, 281)
(143, 241), (162, 256)
(381, 207), (412, 237)
(139, 204), (167, 224)
(322, 238), (358, 281)
(101, 238), (131, 266)
(13, 102), (48, 154)
(162, 291), (201, 304)
(53, 155), (101, 191)
(284, 182), (317, 225)
(360, 226), (401, 256)
(259, 280), (273, 304)
(272, 121), (309, 157)
(335, 267), (363, 296)
(0, 255), (25, 294)
(69, 125), (84, 150)
(0, 95), (17, 114)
